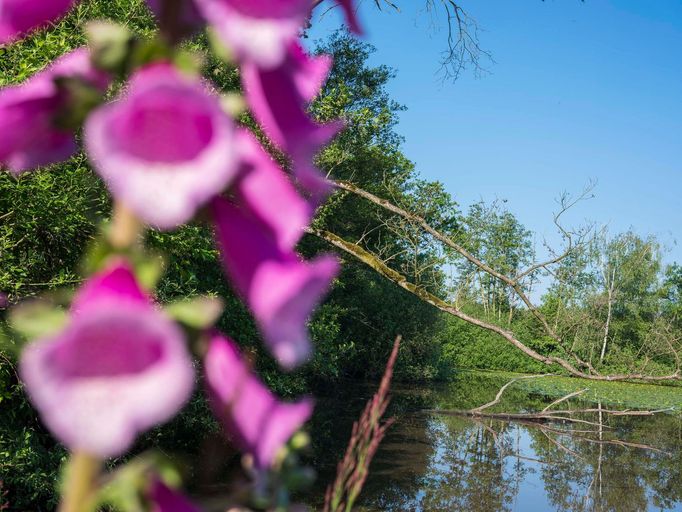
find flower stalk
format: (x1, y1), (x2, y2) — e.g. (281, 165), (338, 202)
(108, 202), (142, 250)
(58, 452), (101, 512)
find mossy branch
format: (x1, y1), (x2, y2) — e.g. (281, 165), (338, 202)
(308, 226), (682, 383)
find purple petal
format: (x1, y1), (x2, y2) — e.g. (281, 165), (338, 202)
(251, 254), (339, 367)
(44, 47), (111, 90)
(204, 334), (313, 468)
(19, 265), (194, 458)
(288, 42), (333, 103)
(241, 42), (343, 200)
(212, 197), (338, 369)
(194, 0), (311, 69)
(149, 480), (201, 512)
(0, 48), (109, 174)
(241, 42), (334, 150)
(0, 0), (77, 45)
(85, 64), (238, 230)
(233, 129), (312, 252)
(71, 258), (148, 314)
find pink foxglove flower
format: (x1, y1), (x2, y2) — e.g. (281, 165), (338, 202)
(0, 48), (109, 174)
(0, 0), (76, 45)
(212, 196), (338, 369)
(19, 260), (194, 458)
(241, 43), (342, 201)
(205, 334), (313, 468)
(85, 64), (238, 230)
(194, 0), (311, 69)
(149, 479), (201, 512)
(233, 129), (312, 252)
(288, 42), (333, 103)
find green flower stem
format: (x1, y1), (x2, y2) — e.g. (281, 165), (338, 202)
(108, 202), (142, 250)
(58, 452), (101, 512)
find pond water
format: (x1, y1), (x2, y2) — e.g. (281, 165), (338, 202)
(311, 373), (682, 512)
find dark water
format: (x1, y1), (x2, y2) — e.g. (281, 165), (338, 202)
(312, 374), (682, 512)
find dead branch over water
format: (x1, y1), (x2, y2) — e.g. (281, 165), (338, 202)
(421, 376), (672, 456)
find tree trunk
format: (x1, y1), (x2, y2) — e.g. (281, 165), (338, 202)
(600, 267), (616, 363)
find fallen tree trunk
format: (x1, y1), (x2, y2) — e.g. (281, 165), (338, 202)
(308, 225), (682, 383)
(421, 377), (672, 455)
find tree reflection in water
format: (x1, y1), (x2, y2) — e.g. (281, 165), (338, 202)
(315, 380), (682, 512)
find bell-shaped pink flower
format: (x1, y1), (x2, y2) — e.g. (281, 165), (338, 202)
(85, 64), (238, 230)
(19, 260), (194, 458)
(212, 196), (338, 369)
(0, 48), (109, 174)
(194, 0), (311, 69)
(287, 42), (333, 103)
(241, 42), (342, 201)
(0, 0), (77, 45)
(149, 479), (201, 512)
(232, 129), (312, 252)
(205, 334), (313, 468)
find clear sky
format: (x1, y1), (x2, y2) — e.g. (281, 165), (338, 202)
(309, 1), (682, 265)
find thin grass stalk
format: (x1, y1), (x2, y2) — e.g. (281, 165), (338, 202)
(323, 336), (401, 512)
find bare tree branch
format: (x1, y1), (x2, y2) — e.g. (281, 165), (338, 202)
(311, 0), (493, 81)
(542, 388), (588, 412)
(471, 374), (554, 413)
(422, 378), (672, 455)
(307, 225), (682, 382)
(329, 179), (590, 365)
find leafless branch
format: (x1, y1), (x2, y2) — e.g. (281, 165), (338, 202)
(308, 224), (682, 382)
(328, 179), (599, 371)
(422, 379), (671, 455)
(311, 0), (492, 81)
(471, 374), (554, 413)
(514, 182), (597, 282)
(542, 388), (588, 413)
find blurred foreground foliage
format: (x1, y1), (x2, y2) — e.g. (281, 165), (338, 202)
(0, 4), (450, 508)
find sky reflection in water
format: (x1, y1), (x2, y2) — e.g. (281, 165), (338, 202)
(315, 376), (682, 512)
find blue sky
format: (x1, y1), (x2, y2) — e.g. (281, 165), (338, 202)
(309, 1), (682, 264)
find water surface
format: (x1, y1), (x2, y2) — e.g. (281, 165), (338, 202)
(313, 373), (682, 511)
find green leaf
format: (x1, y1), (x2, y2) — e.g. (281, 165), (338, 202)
(8, 302), (68, 341)
(94, 452), (181, 512)
(134, 253), (165, 291)
(206, 27), (234, 63)
(173, 49), (205, 76)
(129, 36), (173, 70)
(85, 20), (133, 74)
(165, 296), (224, 329)
(82, 233), (165, 292)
